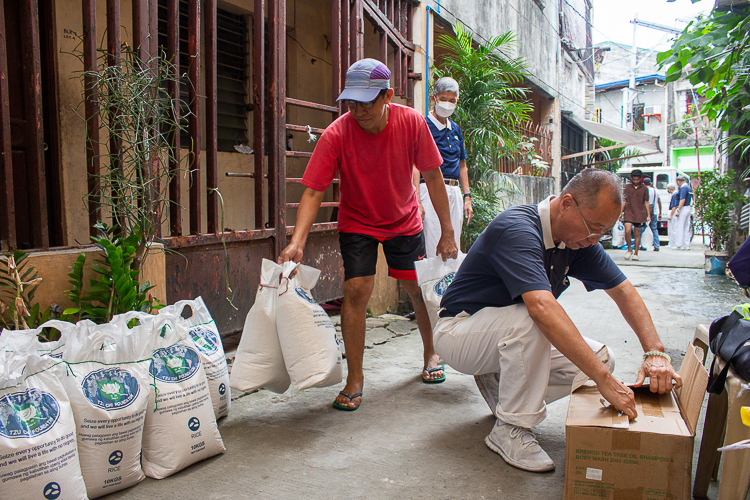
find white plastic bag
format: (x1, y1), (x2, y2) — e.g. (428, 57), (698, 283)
(611, 221), (625, 247)
(164, 297), (231, 419)
(415, 254), (466, 329)
(0, 319), (74, 360)
(276, 262), (342, 390)
(640, 223), (654, 249)
(62, 316), (152, 498)
(229, 259), (289, 394)
(0, 352), (88, 500)
(141, 314), (225, 479)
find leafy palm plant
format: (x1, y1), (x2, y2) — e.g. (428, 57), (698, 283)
(433, 25), (532, 249)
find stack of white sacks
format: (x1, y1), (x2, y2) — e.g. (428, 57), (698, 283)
(0, 297), (228, 499)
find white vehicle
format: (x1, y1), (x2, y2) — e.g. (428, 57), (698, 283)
(616, 166), (691, 241)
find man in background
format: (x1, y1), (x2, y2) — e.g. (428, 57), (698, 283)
(644, 177), (661, 252)
(622, 169), (650, 261)
(673, 175), (694, 250)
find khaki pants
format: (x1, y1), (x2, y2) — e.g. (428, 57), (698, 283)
(434, 303), (614, 428)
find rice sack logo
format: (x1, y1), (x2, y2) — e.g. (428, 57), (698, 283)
(188, 326), (219, 355)
(150, 345), (201, 383)
(0, 389), (60, 439)
(434, 272), (456, 297)
(295, 287), (318, 304)
(108, 450), (123, 465)
(43, 481), (61, 499)
(82, 367), (140, 410)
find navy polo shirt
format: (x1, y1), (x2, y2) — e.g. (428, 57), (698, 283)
(425, 114), (468, 180)
(669, 192), (680, 210)
(679, 184), (693, 206)
(440, 198), (626, 317)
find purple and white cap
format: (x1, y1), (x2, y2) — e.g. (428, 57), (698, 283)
(337, 58), (391, 102)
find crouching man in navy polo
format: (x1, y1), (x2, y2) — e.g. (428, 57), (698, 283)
(434, 169), (682, 472)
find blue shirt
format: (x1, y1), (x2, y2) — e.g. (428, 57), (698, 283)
(424, 114), (468, 180)
(679, 184), (693, 206)
(669, 192), (680, 210)
(440, 198), (626, 317)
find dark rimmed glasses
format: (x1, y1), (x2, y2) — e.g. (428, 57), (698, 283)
(571, 197), (611, 241)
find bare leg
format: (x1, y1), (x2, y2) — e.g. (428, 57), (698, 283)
(400, 279), (443, 380)
(633, 226), (642, 255)
(335, 275), (375, 409)
(623, 222), (633, 251)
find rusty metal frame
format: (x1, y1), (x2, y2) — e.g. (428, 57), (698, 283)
(167, 0), (182, 237)
(253, 0), (265, 230)
(82, 0), (101, 237)
(205, 0), (218, 234)
(268, 0), (287, 258)
(188, 0), (202, 235)
(20, 0), (49, 248)
(0, 0), (15, 249)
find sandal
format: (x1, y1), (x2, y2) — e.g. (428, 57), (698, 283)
(422, 365), (446, 384)
(332, 391), (363, 411)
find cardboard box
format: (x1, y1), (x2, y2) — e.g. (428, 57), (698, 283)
(563, 343), (709, 500)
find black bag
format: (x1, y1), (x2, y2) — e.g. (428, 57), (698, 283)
(707, 309), (750, 393)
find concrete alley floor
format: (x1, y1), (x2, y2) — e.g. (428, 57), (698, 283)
(107, 238), (744, 500)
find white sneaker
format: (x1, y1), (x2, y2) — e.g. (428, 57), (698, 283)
(631, 254), (639, 261)
(474, 372), (499, 416)
(624, 250), (633, 260)
(485, 421), (555, 472)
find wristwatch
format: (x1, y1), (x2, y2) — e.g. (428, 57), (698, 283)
(463, 193), (472, 199)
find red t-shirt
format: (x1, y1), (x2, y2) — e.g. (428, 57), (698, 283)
(302, 103), (443, 238)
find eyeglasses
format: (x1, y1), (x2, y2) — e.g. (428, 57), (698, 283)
(571, 197), (610, 241)
(343, 92), (384, 110)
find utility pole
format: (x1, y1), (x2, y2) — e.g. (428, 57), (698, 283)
(627, 14), (638, 131)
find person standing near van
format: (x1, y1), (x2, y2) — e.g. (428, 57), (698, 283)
(666, 183), (679, 248)
(643, 177), (661, 252)
(414, 77), (472, 257)
(673, 175), (693, 250)
(622, 169), (650, 261)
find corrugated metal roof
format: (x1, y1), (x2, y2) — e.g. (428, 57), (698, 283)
(595, 74), (666, 92)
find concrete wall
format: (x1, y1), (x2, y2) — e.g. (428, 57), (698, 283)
(24, 244), (166, 320)
(493, 173), (556, 209)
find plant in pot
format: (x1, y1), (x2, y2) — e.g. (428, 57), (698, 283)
(693, 170), (745, 275)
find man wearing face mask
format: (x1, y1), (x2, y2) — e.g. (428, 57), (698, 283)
(413, 77), (472, 257)
(434, 169), (680, 473)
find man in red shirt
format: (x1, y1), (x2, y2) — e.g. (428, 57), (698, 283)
(279, 59), (458, 411)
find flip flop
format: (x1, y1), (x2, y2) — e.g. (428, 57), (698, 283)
(422, 365), (446, 384)
(332, 391), (363, 411)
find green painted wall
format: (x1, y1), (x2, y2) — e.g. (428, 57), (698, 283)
(670, 146), (715, 173)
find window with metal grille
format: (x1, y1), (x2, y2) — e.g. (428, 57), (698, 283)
(157, 1), (250, 152)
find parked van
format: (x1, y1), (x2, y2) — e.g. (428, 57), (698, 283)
(616, 166), (691, 241)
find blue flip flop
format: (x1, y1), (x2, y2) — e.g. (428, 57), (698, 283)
(332, 391), (363, 411)
(423, 365), (446, 384)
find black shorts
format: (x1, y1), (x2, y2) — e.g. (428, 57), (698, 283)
(339, 231), (426, 281)
(623, 221), (645, 228)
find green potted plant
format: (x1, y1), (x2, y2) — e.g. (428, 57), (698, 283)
(693, 170), (745, 275)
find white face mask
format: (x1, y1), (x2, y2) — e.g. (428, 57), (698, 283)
(434, 101), (456, 118)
